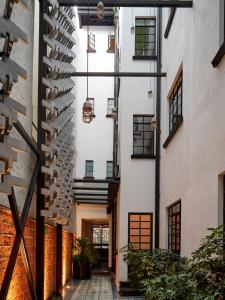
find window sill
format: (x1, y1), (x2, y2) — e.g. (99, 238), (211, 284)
(87, 49), (96, 53)
(107, 49), (115, 53)
(163, 116), (183, 149)
(131, 154), (156, 159)
(106, 114), (113, 118)
(106, 177), (114, 180)
(133, 55), (157, 61)
(83, 176), (95, 180)
(212, 41), (225, 68)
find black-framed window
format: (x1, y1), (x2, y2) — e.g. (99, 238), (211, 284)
(135, 18), (156, 57)
(106, 161), (113, 178)
(133, 115), (154, 157)
(128, 213), (153, 250)
(88, 32), (96, 53)
(107, 98), (114, 116)
(168, 201), (181, 255)
(85, 160), (94, 178)
(169, 71), (183, 133)
(92, 225), (109, 249)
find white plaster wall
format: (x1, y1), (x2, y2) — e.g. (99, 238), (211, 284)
(160, 0), (225, 257)
(73, 25), (114, 179)
(115, 8), (156, 285)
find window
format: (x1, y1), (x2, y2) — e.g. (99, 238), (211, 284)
(106, 161), (113, 178)
(212, 0), (225, 67)
(106, 98), (114, 116)
(135, 18), (156, 57)
(132, 115), (154, 158)
(128, 213), (153, 250)
(92, 226), (109, 249)
(85, 160), (94, 178)
(107, 33), (115, 53)
(87, 32), (96, 53)
(169, 71), (182, 133)
(163, 67), (183, 148)
(168, 201), (181, 254)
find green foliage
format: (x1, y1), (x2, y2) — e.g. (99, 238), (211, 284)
(121, 226), (225, 300)
(190, 226), (225, 299)
(142, 272), (198, 300)
(73, 237), (101, 267)
(120, 245), (179, 288)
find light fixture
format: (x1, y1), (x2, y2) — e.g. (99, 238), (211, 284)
(148, 90), (153, 98)
(150, 117), (157, 131)
(82, 99), (93, 123)
(97, 2), (104, 20)
(111, 106), (118, 119)
(82, 1), (93, 124)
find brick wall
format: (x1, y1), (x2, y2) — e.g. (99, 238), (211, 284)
(44, 225), (57, 300)
(0, 208), (36, 300)
(62, 231), (73, 286)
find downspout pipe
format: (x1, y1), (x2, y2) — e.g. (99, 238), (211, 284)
(155, 7), (162, 249)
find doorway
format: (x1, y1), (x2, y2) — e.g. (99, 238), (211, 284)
(82, 219), (110, 274)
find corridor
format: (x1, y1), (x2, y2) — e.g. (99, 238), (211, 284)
(68, 276), (144, 300)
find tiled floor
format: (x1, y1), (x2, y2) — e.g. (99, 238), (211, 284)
(70, 275), (144, 300)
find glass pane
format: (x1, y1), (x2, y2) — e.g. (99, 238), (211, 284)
(130, 214), (140, 221)
(130, 229), (140, 235)
(140, 243), (150, 250)
(130, 236), (139, 243)
(141, 236), (150, 243)
(141, 229), (151, 235)
(141, 215), (151, 221)
(130, 221), (140, 228)
(141, 222), (150, 229)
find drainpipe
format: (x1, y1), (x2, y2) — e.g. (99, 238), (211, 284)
(155, 7), (162, 249)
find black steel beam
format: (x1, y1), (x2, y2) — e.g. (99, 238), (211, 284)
(76, 201), (108, 205)
(73, 72), (167, 77)
(59, 0), (193, 8)
(155, 7), (162, 249)
(75, 197), (108, 201)
(36, 1), (48, 299)
(74, 179), (115, 183)
(73, 187), (108, 191)
(75, 193), (108, 196)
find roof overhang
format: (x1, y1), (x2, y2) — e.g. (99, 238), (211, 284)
(73, 178), (120, 205)
(78, 7), (114, 27)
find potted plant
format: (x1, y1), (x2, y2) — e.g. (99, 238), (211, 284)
(73, 237), (92, 280)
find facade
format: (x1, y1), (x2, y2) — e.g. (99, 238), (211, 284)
(1, 0), (225, 299)
(159, 1), (225, 256)
(114, 7), (157, 286)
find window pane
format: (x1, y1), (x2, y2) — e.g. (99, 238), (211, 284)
(135, 18), (156, 57)
(168, 202), (181, 254)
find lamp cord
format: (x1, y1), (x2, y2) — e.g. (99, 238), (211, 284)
(87, 0), (90, 100)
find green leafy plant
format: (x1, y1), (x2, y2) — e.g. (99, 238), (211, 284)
(142, 272), (198, 300)
(120, 244), (179, 288)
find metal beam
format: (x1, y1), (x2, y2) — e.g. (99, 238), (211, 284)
(75, 193), (108, 196)
(76, 201), (108, 205)
(59, 0), (193, 8)
(72, 187), (108, 191)
(75, 197), (108, 201)
(73, 72), (167, 77)
(74, 178), (115, 183)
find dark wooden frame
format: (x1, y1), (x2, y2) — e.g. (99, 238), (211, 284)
(168, 201), (181, 255)
(128, 212), (153, 251)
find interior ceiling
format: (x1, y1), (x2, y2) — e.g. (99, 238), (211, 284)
(78, 7), (114, 27)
